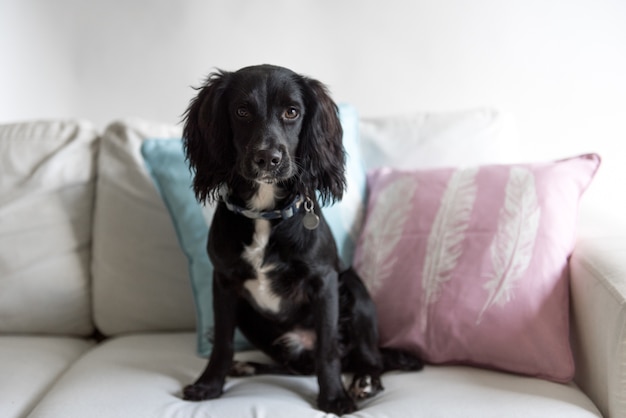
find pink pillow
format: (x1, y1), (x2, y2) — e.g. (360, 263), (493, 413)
(353, 154), (600, 382)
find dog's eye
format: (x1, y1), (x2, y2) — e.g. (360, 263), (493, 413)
(283, 107), (300, 120)
(236, 107), (251, 119)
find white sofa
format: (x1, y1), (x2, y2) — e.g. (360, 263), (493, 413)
(1, 109), (624, 418)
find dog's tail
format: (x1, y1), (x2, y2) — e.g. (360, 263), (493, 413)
(380, 348), (424, 372)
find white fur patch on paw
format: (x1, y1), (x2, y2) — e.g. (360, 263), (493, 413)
(349, 375), (383, 400)
(231, 361), (256, 376)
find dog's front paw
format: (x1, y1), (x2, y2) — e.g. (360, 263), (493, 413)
(183, 383), (223, 401)
(318, 393), (357, 415)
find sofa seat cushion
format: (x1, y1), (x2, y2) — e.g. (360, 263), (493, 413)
(0, 336), (93, 418)
(27, 333), (601, 417)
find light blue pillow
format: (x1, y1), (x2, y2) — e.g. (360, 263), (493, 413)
(141, 103), (366, 357)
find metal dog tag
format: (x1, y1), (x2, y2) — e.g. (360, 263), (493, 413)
(303, 198), (320, 230)
(303, 212), (320, 230)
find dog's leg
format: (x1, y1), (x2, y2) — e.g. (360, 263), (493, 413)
(314, 270), (357, 414)
(339, 269), (386, 400)
(347, 343), (385, 400)
(183, 273), (238, 401)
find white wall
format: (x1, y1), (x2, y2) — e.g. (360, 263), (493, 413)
(2, 0), (625, 215)
(0, 1), (78, 121)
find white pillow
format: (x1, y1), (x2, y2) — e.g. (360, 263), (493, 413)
(359, 108), (520, 171)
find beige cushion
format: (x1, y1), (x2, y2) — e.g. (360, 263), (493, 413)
(0, 120), (97, 335)
(92, 119), (196, 335)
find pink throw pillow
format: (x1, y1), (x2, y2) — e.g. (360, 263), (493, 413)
(353, 154), (600, 382)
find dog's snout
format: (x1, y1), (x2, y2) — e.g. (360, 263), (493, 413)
(243, 143), (292, 182)
(254, 149), (282, 170)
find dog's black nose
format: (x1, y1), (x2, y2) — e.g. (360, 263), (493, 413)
(254, 149), (282, 170)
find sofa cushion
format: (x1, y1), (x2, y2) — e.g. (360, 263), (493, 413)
(140, 104), (366, 356)
(26, 333), (601, 418)
(92, 119), (196, 335)
(0, 120), (97, 335)
(359, 108), (521, 171)
(0, 336), (93, 418)
(353, 154), (600, 382)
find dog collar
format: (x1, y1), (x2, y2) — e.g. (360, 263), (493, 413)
(220, 190), (304, 221)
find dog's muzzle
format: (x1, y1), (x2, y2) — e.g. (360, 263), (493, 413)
(246, 148), (293, 183)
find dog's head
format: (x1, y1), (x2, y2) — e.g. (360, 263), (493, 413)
(182, 64), (346, 205)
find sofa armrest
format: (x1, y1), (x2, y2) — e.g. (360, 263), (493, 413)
(570, 223), (626, 418)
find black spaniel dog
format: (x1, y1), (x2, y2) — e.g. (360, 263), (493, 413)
(181, 64), (422, 414)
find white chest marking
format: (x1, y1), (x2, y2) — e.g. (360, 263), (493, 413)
(249, 182), (277, 211)
(243, 219), (281, 313)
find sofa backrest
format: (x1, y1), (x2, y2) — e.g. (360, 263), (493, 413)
(0, 120), (98, 336)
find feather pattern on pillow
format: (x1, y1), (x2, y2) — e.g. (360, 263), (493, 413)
(356, 174), (417, 295)
(477, 167), (541, 324)
(421, 167), (478, 332)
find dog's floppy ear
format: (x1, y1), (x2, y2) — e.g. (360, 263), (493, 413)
(298, 77), (346, 205)
(182, 70), (233, 203)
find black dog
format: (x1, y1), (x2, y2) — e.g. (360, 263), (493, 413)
(181, 64), (422, 414)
